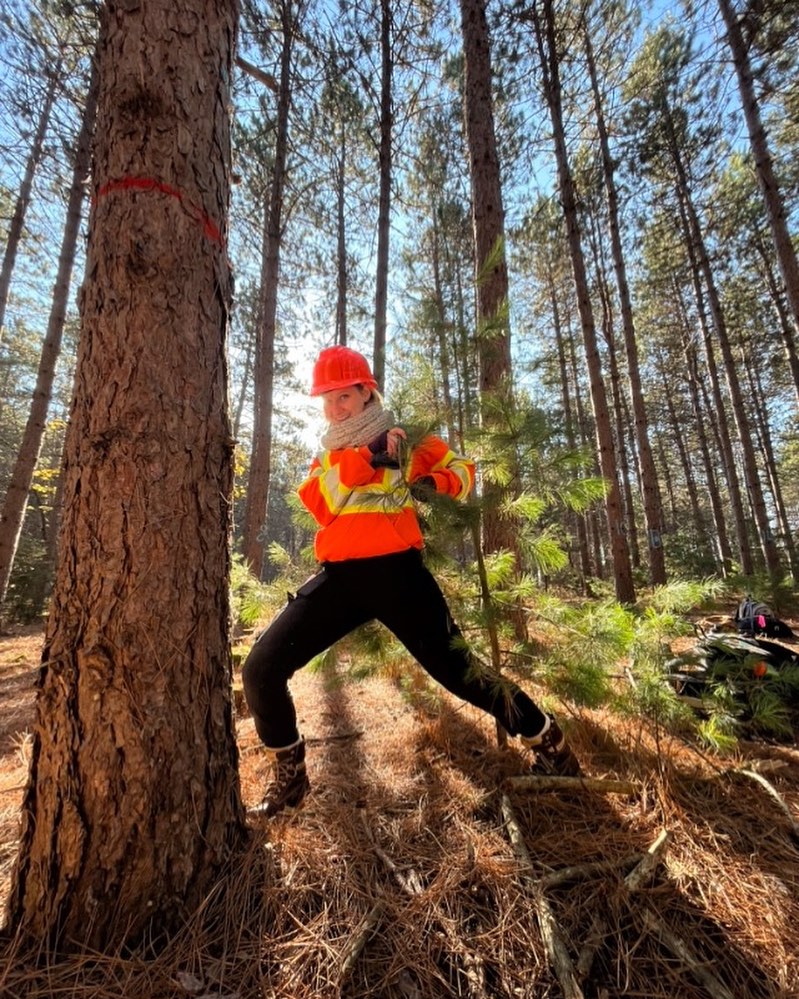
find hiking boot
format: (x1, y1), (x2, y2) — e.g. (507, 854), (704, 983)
(521, 717), (582, 777)
(248, 739), (310, 820)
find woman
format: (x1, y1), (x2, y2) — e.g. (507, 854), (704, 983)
(242, 345), (580, 819)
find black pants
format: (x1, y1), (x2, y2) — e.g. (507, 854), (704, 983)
(241, 549), (547, 748)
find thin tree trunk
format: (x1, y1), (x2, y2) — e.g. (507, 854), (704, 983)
(372, 0), (392, 391)
(430, 203), (457, 443)
(567, 315), (604, 579)
(241, 0), (295, 577)
(655, 434), (678, 527)
(336, 122), (348, 346)
(675, 193), (752, 574)
(583, 23), (665, 584)
(441, 222), (472, 439)
(668, 121), (780, 577)
(718, 0), (799, 338)
(681, 328), (733, 576)
(656, 352), (707, 556)
(745, 346), (799, 582)
(549, 266), (590, 591)
(0, 61), (63, 343)
(8, 0), (243, 951)
(588, 509), (605, 580)
(0, 55), (98, 610)
(531, 0), (634, 602)
(754, 236), (799, 409)
(590, 224), (640, 570)
(31, 437), (67, 614)
(232, 333), (253, 441)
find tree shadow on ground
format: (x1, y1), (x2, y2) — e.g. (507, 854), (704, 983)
(234, 662), (793, 999)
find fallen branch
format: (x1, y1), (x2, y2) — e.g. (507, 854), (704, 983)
(624, 829), (671, 892)
(575, 911), (608, 983)
(364, 817), (488, 998)
(505, 774), (637, 796)
(339, 900), (386, 983)
(621, 831), (736, 999)
(540, 854), (644, 890)
(640, 908), (735, 999)
(501, 794), (584, 999)
(732, 768), (799, 842)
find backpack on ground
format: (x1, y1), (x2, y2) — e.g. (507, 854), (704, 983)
(734, 595), (795, 639)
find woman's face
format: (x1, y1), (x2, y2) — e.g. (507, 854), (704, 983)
(322, 384), (371, 423)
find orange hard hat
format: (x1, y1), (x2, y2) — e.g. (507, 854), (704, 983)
(310, 345), (378, 396)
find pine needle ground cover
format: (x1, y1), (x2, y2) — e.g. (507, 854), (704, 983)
(0, 627), (796, 998)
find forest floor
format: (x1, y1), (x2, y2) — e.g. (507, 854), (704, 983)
(0, 622), (797, 998)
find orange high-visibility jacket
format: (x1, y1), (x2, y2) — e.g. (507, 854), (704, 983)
(298, 435), (475, 562)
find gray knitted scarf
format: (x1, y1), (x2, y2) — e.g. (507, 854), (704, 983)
(320, 398), (395, 450)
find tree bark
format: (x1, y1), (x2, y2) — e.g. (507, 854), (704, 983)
(531, 0), (634, 603)
(241, 0), (295, 577)
(0, 53), (98, 611)
(7, 0), (243, 951)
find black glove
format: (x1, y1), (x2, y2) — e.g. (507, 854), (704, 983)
(410, 476), (436, 501)
(368, 430), (399, 468)
(367, 431), (389, 454)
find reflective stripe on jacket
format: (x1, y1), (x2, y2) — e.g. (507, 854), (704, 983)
(298, 434), (475, 562)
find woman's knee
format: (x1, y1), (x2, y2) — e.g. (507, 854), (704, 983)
(242, 632), (283, 693)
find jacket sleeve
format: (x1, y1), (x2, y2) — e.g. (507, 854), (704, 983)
(408, 436), (474, 501)
(297, 447), (376, 526)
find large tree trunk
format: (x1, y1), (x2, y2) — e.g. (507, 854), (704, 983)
(241, 0), (295, 577)
(583, 22), (666, 585)
(7, 0), (243, 952)
(0, 53), (98, 611)
(372, 0), (392, 391)
(531, 0), (634, 603)
(718, 0), (799, 338)
(0, 60), (62, 343)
